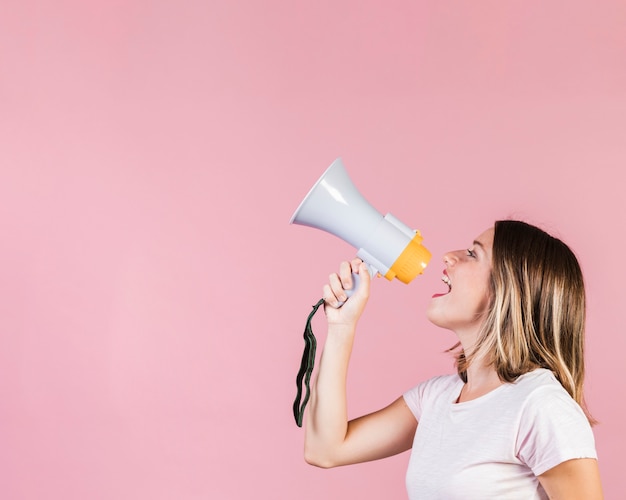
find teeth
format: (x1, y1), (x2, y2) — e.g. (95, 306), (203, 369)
(441, 275), (452, 290)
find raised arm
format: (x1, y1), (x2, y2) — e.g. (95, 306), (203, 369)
(304, 259), (417, 468)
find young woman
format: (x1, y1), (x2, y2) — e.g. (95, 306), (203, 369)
(304, 220), (603, 499)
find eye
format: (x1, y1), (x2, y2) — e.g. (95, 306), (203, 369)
(466, 249), (477, 258)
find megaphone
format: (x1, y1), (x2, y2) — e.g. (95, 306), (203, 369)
(290, 158), (431, 299)
(289, 158), (432, 427)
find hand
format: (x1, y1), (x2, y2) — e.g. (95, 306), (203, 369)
(322, 258), (371, 328)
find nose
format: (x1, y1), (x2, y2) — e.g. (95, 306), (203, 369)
(443, 252), (456, 266)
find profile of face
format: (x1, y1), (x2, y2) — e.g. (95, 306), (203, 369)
(426, 227), (494, 335)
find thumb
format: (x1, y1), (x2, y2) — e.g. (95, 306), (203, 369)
(353, 262), (372, 298)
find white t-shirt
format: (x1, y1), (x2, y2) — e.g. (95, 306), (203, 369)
(402, 368), (597, 499)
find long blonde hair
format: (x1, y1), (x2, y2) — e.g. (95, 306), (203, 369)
(455, 220), (594, 421)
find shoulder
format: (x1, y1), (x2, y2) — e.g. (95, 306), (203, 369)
(510, 369), (591, 435)
(513, 369), (597, 475)
(514, 369), (586, 417)
(403, 373), (462, 420)
(405, 373), (462, 399)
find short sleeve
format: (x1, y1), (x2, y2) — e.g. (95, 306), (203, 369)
(403, 380), (427, 421)
(403, 374), (461, 422)
(516, 385), (597, 476)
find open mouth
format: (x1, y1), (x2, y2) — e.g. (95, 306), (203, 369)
(432, 272), (452, 298)
(442, 274), (452, 292)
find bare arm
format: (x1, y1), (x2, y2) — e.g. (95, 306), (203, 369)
(538, 458), (603, 499)
(304, 259), (417, 468)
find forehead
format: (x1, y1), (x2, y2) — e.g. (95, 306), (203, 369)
(475, 227), (495, 253)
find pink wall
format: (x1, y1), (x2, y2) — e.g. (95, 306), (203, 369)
(1, 1), (624, 498)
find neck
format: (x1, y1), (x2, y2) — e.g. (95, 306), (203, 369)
(457, 351), (502, 403)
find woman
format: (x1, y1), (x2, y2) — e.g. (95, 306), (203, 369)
(304, 220), (603, 499)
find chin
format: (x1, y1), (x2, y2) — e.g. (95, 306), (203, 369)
(426, 302), (448, 329)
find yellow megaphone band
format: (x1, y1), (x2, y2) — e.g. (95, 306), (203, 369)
(384, 231), (432, 284)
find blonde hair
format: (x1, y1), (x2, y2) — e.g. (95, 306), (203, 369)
(454, 220), (594, 422)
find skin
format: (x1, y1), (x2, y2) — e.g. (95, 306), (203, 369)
(304, 228), (603, 499)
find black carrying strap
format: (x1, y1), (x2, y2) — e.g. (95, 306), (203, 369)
(293, 298), (325, 427)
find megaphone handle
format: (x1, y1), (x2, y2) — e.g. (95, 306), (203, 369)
(337, 264), (376, 307)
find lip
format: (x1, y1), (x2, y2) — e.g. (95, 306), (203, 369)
(432, 269), (451, 298)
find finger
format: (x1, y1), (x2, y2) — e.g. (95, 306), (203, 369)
(357, 261), (371, 287)
(328, 273), (348, 304)
(350, 258), (363, 272)
(338, 261), (353, 290)
(322, 283), (342, 308)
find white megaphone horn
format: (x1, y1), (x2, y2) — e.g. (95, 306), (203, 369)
(290, 158), (431, 301)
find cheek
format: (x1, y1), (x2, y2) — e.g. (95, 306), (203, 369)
(454, 283), (491, 318)
(470, 270), (492, 305)
(469, 279), (490, 306)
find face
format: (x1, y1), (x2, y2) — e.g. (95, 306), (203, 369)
(426, 227), (494, 335)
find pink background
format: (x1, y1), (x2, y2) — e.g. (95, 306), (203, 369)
(1, 1), (624, 498)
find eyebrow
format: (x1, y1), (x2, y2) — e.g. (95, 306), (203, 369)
(473, 240), (485, 251)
